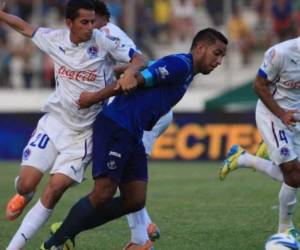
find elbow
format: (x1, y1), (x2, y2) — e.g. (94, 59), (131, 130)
(132, 53), (148, 69)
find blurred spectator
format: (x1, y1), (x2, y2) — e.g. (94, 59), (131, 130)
(153, 0), (172, 44)
(22, 39), (35, 88)
(171, 0), (196, 43)
(15, 0), (34, 21)
(42, 55), (55, 88)
(227, 4), (254, 65)
(253, 0), (274, 49)
(42, 0), (66, 18)
(4, 0), (300, 89)
(107, 0), (123, 27)
(0, 24), (10, 88)
(271, 0), (294, 41)
(204, 0), (224, 26)
(133, 0), (155, 59)
(292, 0), (300, 36)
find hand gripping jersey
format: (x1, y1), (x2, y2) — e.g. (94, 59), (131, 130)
(32, 28), (135, 131)
(258, 38), (300, 112)
(100, 23), (173, 153)
(102, 53), (193, 140)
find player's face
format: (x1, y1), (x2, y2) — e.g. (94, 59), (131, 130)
(67, 9), (95, 44)
(196, 40), (227, 75)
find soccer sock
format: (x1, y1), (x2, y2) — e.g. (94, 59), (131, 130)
(127, 207), (151, 244)
(238, 153), (283, 182)
(6, 199), (52, 250)
(45, 195), (127, 248)
(278, 183), (297, 232)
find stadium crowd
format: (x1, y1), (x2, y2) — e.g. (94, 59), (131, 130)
(1, 0), (300, 89)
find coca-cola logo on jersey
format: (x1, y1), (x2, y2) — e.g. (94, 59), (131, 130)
(58, 66), (97, 82)
(282, 80), (300, 88)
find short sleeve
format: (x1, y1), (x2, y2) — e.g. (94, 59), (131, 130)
(258, 47), (283, 82)
(94, 29), (136, 63)
(31, 27), (55, 53)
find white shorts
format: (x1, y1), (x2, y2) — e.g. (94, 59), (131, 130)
(21, 113), (92, 183)
(256, 102), (300, 165)
(142, 110), (173, 156)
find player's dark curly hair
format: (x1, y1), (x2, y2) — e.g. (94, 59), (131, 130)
(65, 0), (95, 20)
(92, 0), (111, 19)
(190, 28), (228, 50)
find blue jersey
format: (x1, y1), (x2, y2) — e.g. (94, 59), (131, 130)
(102, 53), (194, 139)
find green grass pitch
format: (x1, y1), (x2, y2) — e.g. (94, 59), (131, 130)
(0, 161), (292, 249)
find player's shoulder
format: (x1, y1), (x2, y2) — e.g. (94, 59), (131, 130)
(101, 22), (123, 35)
(269, 38), (299, 56)
(100, 23), (136, 47)
(162, 53), (193, 68)
(92, 28), (118, 43)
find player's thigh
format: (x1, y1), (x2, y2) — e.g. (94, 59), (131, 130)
(21, 120), (58, 173)
(92, 115), (135, 182)
(121, 142), (148, 183)
(256, 108), (297, 165)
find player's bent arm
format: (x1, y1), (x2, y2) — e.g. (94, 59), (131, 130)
(117, 52), (147, 92)
(254, 75), (296, 125)
(77, 73), (145, 109)
(0, 6), (35, 37)
(114, 64), (128, 79)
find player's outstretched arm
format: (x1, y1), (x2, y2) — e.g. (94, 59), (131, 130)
(0, 2), (35, 37)
(77, 73), (145, 109)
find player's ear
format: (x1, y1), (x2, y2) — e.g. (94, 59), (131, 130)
(66, 18), (72, 29)
(195, 42), (206, 56)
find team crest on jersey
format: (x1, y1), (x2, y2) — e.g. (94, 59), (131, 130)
(158, 66), (169, 79)
(280, 146), (290, 158)
(23, 148), (31, 161)
(87, 46), (98, 58)
(263, 49), (276, 68)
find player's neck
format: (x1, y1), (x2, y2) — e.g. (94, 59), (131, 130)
(70, 33), (83, 46)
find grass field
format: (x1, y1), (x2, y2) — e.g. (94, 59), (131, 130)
(0, 161), (293, 250)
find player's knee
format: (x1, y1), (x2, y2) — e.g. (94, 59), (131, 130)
(90, 184), (117, 207)
(16, 178), (36, 195)
(284, 169), (300, 187)
(124, 196), (146, 213)
(90, 178), (118, 207)
(90, 190), (114, 207)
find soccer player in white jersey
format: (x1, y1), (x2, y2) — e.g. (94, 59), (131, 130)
(220, 38), (300, 238)
(93, 2), (173, 249)
(1, 1), (146, 249)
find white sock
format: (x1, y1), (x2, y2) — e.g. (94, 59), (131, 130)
(127, 207), (151, 245)
(238, 153), (283, 182)
(6, 199), (52, 250)
(278, 183), (297, 233)
(14, 176), (35, 201)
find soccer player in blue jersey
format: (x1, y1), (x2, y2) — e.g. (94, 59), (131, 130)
(41, 28), (227, 249)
